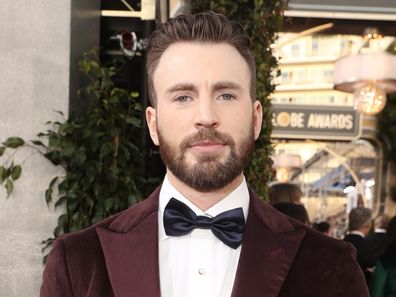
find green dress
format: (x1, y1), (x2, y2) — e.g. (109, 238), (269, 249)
(370, 254), (396, 297)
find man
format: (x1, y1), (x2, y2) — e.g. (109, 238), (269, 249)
(367, 214), (389, 262)
(41, 12), (368, 297)
(344, 207), (375, 282)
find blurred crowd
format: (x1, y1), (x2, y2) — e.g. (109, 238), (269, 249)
(269, 182), (396, 296)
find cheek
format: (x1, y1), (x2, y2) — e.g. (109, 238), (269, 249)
(157, 112), (189, 144)
(223, 110), (253, 138)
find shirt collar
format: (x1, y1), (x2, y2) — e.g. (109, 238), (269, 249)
(375, 228), (387, 233)
(349, 230), (365, 238)
(158, 174), (250, 240)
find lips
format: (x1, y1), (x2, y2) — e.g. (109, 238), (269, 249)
(188, 139), (226, 153)
(190, 140), (224, 147)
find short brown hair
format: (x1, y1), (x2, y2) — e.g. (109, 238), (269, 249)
(374, 214), (390, 229)
(146, 11), (256, 106)
(349, 207), (372, 231)
(268, 183), (302, 204)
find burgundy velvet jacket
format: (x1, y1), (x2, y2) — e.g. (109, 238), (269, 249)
(40, 187), (369, 297)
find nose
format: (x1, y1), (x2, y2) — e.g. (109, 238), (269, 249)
(194, 98), (220, 129)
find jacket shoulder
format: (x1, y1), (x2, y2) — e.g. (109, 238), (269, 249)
(250, 191), (353, 255)
(41, 190), (160, 296)
(295, 218), (356, 255)
(259, 203), (368, 296)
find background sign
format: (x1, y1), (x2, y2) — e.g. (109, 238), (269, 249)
(271, 104), (362, 140)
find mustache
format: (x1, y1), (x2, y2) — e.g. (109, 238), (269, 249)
(180, 128), (234, 149)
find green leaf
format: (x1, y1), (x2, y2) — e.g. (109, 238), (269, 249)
(45, 188), (53, 205)
(57, 179), (68, 195)
(58, 213), (69, 229)
(44, 151), (61, 165)
(125, 117), (141, 127)
(36, 132), (47, 137)
(48, 135), (60, 147)
(3, 137), (25, 148)
(41, 238), (54, 248)
(31, 140), (46, 147)
(53, 110), (64, 116)
(101, 69), (113, 89)
(85, 197), (95, 210)
(100, 143), (113, 159)
(10, 165), (22, 180)
(74, 148), (87, 165)
(53, 226), (61, 238)
(5, 179), (13, 196)
(49, 176), (59, 188)
(0, 166), (6, 183)
(0, 146), (5, 157)
(54, 196), (67, 208)
(104, 199), (113, 212)
(61, 141), (75, 156)
(45, 176), (58, 205)
(88, 61), (102, 78)
(0, 166), (8, 180)
(134, 104), (143, 111)
(67, 196), (80, 212)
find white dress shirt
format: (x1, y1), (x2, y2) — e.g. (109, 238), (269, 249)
(349, 230), (366, 238)
(158, 175), (249, 297)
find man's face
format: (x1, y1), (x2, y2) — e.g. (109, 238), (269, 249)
(146, 42), (262, 192)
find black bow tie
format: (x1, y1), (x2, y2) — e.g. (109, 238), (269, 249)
(163, 198), (245, 249)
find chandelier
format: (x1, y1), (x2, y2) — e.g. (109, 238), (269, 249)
(334, 29), (396, 115)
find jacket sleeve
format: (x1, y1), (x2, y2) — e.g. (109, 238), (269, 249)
(334, 243), (370, 297)
(40, 237), (74, 297)
(369, 259), (387, 297)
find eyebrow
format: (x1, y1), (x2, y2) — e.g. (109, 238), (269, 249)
(212, 81), (243, 93)
(165, 81), (243, 94)
(166, 83), (197, 94)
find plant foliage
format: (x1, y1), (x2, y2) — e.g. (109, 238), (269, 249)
(1, 50), (147, 255)
(192, 0), (287, 198)
(0, 137), (25, 196)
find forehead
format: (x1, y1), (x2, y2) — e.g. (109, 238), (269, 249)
(152, 42), (251, 93)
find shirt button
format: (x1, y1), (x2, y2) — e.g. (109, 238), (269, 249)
(198, 268), (206, 275)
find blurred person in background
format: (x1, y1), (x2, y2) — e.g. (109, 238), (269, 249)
(367, 214), (390, 262)
(268, 182), (302, 204)
(270, 183), (309, 224)
(313, 221), (332, 236)
(344, 207), (375, 283)
(272, 202), (310, 224)
(370, 216), (396, 297)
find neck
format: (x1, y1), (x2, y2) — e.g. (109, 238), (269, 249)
(167, 171), (244, 211)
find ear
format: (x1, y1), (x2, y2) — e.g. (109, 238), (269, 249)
(146, 106), (159, 146)
(253, 100), (263, 140)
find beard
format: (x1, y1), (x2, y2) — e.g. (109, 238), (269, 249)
(158, 125), (255, 192)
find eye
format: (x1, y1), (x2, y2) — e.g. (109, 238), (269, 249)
(218, 93), (236, 101)
(173, 95), (192, 103)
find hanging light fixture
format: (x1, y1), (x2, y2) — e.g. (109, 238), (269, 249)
(334, 28), (396, 115)
(353, 81), (387, 115)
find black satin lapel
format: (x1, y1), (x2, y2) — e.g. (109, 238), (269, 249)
(231, 213), (306, 297)
(96, 212), (160, 297)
